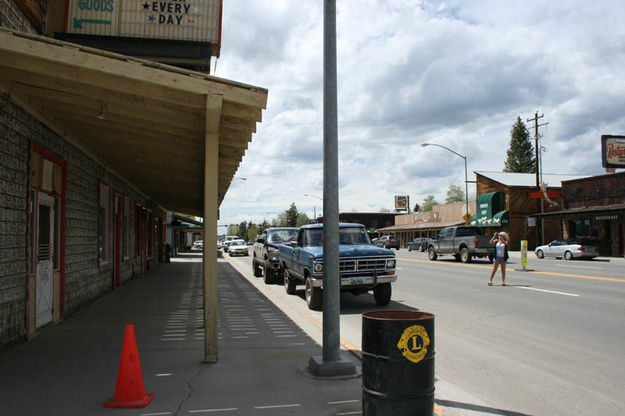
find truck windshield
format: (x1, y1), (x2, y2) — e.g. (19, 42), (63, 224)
(267, 229), (298, 244)
(305, 227), (371, 246)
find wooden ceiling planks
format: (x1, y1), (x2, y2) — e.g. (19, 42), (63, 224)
(0, 28), (267, 217)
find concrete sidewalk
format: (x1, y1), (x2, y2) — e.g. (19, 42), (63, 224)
(0, 254), (364, 416)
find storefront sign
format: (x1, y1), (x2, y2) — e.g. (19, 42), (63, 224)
(395, 195), (409, 211)
(595, 215), (619, 221)
(601, 135), (625, 168)
(65, 0), (222, 46)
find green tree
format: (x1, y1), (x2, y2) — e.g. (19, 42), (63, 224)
(421, 195), (438, 211)
(272, 214), (286, 227)
(445, 184), (465, 204)
(260, 220), (270, 233)
(247, 224), (259, 242)
(227, 224), (239, 236)
(296, 213), (310, 227)
(238, 221), (248, 240)
(285, 202), (299, 227)
(504, 117), (536, 173)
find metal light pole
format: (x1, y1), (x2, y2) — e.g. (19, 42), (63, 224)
(304, 193), (323, 221)
(308, 0), (355, 378)
(421, 143), (469, 219)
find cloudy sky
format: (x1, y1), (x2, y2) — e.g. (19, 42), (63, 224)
(213, 0), (625, 230)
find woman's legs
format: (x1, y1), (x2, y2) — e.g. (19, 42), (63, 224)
(501, 262), (506, 285)
(489, 262), (499, 284)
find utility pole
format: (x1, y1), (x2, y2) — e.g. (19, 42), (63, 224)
(308, 0), (356, 378)
(526, 112), (549, 245)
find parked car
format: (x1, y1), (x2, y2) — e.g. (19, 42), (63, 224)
(279, 224), (397, 310)
(535, 238), (600, 260)
(192, 240), (203, 250)
(222, 236), (238, 252)
(253, 227), (299, 284)
(372, 235), (400, 250)
(228, 239), (249, 256)
(407, 237), (431, 252)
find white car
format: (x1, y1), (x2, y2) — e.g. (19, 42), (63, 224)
(222, 236), (238, 252)
(192, 240), (203, 249)
(535, 238), (600, 260)
(228, 239), (249, 256)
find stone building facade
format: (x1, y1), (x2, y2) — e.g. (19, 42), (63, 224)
(1, 94), (166, 349)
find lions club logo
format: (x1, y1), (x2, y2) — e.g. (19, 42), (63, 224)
(397, 325), (430, 363)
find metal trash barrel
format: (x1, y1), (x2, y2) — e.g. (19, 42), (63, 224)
(362, 311), (435, 416)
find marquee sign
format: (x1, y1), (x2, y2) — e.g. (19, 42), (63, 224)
(66, 0), (222, 48)
(601, 135), (625, 168)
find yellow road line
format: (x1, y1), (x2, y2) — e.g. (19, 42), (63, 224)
(398, 257), (625, 283)
(304, 314), (362, 359)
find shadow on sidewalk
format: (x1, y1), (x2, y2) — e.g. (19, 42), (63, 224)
(436, 399), (536, 416)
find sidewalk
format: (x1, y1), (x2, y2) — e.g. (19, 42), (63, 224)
(0, 254), (364, 416)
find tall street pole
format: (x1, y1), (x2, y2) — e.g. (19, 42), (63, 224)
(308, 0), (355, 377)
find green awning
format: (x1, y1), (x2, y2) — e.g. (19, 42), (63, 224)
(470, 191), (507, 227)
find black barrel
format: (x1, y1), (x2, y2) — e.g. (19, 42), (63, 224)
(362, 311), (435, 416)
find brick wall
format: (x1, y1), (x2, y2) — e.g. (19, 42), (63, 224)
(0, 0), (37, 33)
(0, 93), (165, 349)
(0, 95), (29, 348)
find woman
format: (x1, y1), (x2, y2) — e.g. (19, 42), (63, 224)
(488, 231), (509, 286)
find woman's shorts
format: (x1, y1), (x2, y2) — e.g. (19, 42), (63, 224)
(495, 256), (506, 263)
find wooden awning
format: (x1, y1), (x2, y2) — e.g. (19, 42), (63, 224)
(0, 28), (267, 217)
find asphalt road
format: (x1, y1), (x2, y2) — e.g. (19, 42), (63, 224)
(225, 249), (625, 416)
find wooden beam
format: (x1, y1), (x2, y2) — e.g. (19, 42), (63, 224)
(0, 30), (268, 109)
(204, 93), (222, 363)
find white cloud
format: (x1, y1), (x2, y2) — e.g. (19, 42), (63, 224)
(216, 0), (625, 227)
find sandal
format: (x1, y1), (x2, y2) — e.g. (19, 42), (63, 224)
(488, 282), (493, 286)
(502, 283), (506, 286)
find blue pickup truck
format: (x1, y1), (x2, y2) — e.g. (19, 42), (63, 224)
(278, 223), (398, 310)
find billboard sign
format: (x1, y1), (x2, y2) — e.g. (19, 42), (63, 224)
(394, 195), (409, 211)
(601, 135), (625, 168)
(66, 0), (222, 50)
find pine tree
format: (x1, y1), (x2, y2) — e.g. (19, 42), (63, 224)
(504, 117), (536, 173)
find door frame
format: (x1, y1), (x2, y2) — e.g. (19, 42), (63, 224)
(29, 144), (66, 332)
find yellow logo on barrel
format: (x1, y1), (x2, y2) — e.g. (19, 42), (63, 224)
(397, 325), (430, 363)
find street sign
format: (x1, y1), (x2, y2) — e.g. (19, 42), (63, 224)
(462, 213), (472, 223)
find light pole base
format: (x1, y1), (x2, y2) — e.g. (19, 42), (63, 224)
(308, 353), (357, 378)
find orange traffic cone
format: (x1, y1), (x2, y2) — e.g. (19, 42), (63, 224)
(104, 324), (155, 408)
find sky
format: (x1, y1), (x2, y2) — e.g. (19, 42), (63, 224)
(212, 0), (625, 231)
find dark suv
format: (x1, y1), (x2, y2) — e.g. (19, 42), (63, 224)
(373, 235), (400, 250)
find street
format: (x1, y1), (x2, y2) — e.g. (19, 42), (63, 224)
(225, 249), (625, 416)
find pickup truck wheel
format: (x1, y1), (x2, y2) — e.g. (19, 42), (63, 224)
(263, 266), (275, 284)
(253, 258), (263, 277)
(373, 283), (392, 306)
(428, 247), (438, 261)
(284, 269), (297, 295)
(454, 254), (461, 262)
(460, 247), (472, 263)
(305, 278), (322, 310)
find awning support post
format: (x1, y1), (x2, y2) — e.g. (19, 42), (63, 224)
(203, 94), (222, 363)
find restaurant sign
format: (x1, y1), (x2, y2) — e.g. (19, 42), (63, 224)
(601, 135), (625, 168)
(66, 0), (222, 47)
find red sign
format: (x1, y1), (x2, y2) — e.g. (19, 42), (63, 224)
(529, 191), (561, 199)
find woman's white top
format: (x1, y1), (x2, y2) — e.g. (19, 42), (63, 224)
(496, 241), (506, 258)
